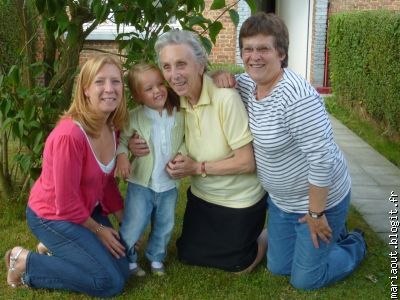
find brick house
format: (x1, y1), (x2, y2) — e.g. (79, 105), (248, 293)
(82, 0), (400, 91)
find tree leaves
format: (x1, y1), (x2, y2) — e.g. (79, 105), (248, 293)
(208, 21), (223, 44)
(92, 0), (110, 22)
(199, 35), (213, 54)
(112, 0), (225, 65)
(210, 0), (225, 10)
(228, 9), (239, 27)
(244, 0), (257, 13)
(1, 0), (238, 198)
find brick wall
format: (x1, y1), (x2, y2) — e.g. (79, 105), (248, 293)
(202, 0), (237, 64)
(329, 0), (400, 13)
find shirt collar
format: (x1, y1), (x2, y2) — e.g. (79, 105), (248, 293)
(143, 105), (164, 119)
(180, 75), (213, 109)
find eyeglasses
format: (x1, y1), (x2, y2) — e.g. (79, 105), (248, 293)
(241, 46), (273, 56)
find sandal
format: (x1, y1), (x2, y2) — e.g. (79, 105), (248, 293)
(36, 242), (52, 256)
(5, 247), (27, 288)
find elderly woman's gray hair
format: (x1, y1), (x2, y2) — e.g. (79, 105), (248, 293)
(155, 30), (208, 69)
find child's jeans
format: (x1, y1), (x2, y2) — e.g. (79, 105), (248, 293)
(120, 182), (178, 263)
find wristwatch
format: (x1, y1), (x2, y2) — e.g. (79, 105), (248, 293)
(201, 162), (207, 178)
(308, 210), (325, 219)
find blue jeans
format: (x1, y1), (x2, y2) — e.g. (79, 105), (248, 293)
(25, 206), (129, 298)
(120, 182), (178, 263)
(267, 191), (366, 290)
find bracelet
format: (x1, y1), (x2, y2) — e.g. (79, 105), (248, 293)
(308, 210), (325, 219)
(94, 223), (104, 234)
(201, 162), (207, 178)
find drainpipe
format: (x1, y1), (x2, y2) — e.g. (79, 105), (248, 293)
(317, 1), (332, 94)
(323, 1), (331, 92)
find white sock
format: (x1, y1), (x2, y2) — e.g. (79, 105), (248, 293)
(151, 261), (163, 269)
(129, 262), (138, 270)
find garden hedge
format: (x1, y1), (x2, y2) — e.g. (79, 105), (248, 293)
(328, 10), (400, 132)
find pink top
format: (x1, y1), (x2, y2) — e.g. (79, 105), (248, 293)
(28, 118), (123, 224)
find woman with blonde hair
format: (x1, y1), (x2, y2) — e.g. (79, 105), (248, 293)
(5, 54), (129, 297)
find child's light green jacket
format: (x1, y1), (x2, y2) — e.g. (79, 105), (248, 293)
(116, 105), (186, 187)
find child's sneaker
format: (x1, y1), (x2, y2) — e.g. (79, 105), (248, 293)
(151, 261), (165, 276)
(129, 263), (146, 277)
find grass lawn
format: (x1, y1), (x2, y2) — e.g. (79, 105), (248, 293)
(0, 178), (391, 299)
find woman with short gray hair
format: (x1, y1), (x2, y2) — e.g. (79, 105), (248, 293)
(155, 30), (208, 69)
(131, 30), (268, 273)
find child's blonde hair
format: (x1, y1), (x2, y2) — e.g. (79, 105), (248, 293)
(64, 54), (127, 137)
(127, 63), (179, 115)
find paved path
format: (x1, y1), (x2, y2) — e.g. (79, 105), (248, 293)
(330, 115), (400, 245)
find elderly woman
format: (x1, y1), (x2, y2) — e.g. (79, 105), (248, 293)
(214, 12), (366, 289)
(132, 30), (267, 273)
(5, 54), (129, 297)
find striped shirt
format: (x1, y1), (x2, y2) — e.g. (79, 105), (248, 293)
(236, 69), (351, 213)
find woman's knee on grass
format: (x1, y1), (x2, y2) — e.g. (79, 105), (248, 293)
(89, 268), (126, 298)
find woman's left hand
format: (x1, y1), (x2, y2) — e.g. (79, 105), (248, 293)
(166, 154), (198, 179)
(96, 227), (126, 259)
(298, 214), (332, 248)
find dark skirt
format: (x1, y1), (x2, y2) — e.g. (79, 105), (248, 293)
(176, 187), (267, 272)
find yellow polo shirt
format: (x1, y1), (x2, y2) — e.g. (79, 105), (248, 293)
(181, 75), (265, 208)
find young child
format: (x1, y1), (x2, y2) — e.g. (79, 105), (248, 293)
(116, 63), (185, 276)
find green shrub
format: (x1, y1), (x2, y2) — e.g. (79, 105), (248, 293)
(0, 1), (23, 73)
(329, 10), (400, 133)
